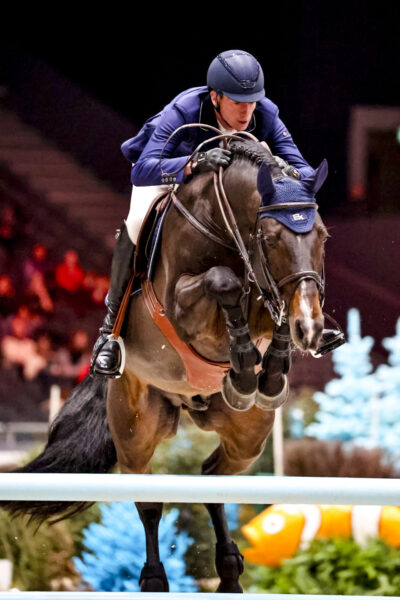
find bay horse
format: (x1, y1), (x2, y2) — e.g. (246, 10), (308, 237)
(1, 136), (329, 593)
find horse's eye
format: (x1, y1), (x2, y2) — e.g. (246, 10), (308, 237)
(263, 235), (277, 247)
(318, 227), (329, 243)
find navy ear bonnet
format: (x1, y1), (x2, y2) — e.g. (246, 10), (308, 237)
(257, 159), (328, 233)
(259, 178), (316, 233)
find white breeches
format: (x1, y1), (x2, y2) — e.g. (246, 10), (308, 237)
(125, 184), (169, 244)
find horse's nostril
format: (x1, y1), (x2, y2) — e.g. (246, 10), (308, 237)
(311, 324), (323, 349)
(295, 319), (304, 341)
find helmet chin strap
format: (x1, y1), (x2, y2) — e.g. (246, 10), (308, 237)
(214, 99), (237, 131)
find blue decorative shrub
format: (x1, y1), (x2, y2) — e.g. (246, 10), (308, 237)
(302, 310), (400, 461)
(74, 504), (197, 592)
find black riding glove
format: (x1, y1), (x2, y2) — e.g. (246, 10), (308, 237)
(274, 155), (301, 180)
(191, 148), (232, 174)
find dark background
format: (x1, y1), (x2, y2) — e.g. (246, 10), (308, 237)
(1, 2), (399, 350)
(2, 2), (399, 209)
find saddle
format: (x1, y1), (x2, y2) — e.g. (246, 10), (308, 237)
(111, 190), (171, 340)
(135, 190), (172, 279)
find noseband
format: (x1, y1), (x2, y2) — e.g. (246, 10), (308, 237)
(162, 124), (325, 325)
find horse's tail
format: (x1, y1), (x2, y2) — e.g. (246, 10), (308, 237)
(0, 375), (117, 523)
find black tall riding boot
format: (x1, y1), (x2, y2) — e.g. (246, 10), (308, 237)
(90, 223), (135, 378)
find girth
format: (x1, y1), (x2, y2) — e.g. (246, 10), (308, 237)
(141, 279), (267, 394)
(142, 279), (230, 393)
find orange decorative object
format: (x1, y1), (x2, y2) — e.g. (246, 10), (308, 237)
(241, 504), (400, 567)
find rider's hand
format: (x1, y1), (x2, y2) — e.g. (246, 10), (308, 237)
(191, 148), (232, 174)
(273, 155), (301, 179)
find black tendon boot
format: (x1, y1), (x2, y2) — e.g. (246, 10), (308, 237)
(90, 223), (135, 378)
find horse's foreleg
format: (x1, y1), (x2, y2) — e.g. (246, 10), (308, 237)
(203, 266), (261, 410)
(135, 502), (169, 592)
(205, 502), (244, 593)
(174, 266), (260, 410)
(255, 321), (291, 410)
(191, 397), (275, 593)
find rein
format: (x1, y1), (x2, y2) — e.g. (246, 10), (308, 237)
(163, 124), (325, 326)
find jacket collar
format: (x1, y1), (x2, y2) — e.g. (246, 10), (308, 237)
(198, 94), (219, 131)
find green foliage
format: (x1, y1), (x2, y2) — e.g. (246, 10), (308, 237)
(248, 433), (274, 475)
(288, 386), (320, 430)
(151, 414), (219, 475)
(0, 505), (100, 591)
(246, 537), (400, 595)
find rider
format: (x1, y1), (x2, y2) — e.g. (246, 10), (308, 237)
(90, 49), (341, 379)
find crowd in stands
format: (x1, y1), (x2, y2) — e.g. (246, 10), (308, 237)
(0, 202), (111, 421)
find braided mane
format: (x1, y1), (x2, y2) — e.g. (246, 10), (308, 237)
(228, 139), (283, 179)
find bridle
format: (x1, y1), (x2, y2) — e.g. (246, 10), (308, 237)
(252, 220), (325, 325)
(160, 123), (325, 326)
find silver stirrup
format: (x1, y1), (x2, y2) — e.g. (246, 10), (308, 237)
(94, 334), (126, 379)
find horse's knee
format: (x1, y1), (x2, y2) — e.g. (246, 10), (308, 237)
(204, 267), (242, 306)
(227, 440), (265, 466)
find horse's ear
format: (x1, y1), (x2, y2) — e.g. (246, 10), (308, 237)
(303, 159), (328, 195)
(257, 161), (275, 202)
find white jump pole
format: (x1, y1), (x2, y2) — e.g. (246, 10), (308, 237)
(0, 473), (399, 505)
(0, 592), (398, 599)
(272, 405), (284, 476)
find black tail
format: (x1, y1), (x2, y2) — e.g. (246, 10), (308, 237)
(0, 375), (117, 523)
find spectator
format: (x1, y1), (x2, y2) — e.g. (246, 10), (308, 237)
(0, 205), (18, 259)
(1, 317), (47, 380)
(23, 244), (54, 312)
(0, 274), (16, 316)
(1, 304), (43, 340)
(23, 243), (50, 280)
(55, 249), (85, 293)
(83, 272), (109, 305)
(49, 328), (91, 381)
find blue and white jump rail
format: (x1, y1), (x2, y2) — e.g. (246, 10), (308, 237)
(0, 473), (399, 599)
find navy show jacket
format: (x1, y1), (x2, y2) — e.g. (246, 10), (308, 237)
(121, 86), (313, 186)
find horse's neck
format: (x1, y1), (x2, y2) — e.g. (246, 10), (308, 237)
(222, 162), (260, 230)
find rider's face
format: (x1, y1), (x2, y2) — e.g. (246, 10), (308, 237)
(211, 91), (256, 131)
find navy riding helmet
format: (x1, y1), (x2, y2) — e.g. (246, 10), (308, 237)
(207, 50), (265, 103)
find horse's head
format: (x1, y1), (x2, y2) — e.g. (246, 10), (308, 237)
(255, 158), (329, 353)
(181, 136), (329, 354)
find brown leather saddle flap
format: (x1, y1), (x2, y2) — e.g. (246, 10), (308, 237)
(134, 190), (171, 278)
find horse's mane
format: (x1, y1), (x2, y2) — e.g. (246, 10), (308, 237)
(228, 139), (283, 179)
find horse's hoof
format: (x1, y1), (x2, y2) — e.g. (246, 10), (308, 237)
(255, 375), (289, 411)
(139, 561), (169, 592)
(215, 541), (244, 593)
(140, 577), (169, 592)
(217, 580), (243, 593)
(221, 373), (256, 412)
